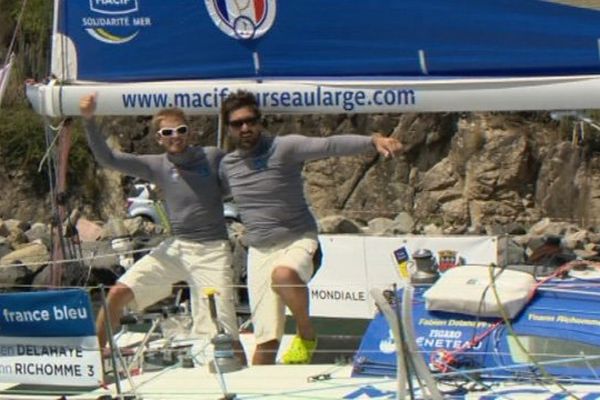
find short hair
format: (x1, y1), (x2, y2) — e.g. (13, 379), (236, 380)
(221, 90), (261, 123)
(151, 108), (188, 133)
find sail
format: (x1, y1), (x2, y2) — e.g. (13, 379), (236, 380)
(27, 0), (600, 116)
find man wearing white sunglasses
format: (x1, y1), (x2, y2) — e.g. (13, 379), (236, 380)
(79, 94), (245, 364)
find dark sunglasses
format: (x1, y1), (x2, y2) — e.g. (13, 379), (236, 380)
(158, 124), (189, 137)
(228, 116), (260, 128)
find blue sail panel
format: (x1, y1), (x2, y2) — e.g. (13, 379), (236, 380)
(56, 0), (600, 82)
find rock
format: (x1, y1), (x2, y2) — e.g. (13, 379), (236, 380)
(0, 237), (11, 259)
(25, 222), (51, 245)
(422, 223), (443, 235)
(534, 142), (587, 222)
(574, 248), (598, 259)
(584, 242), (600, 252)
(392, 212), (415, 234)
(484, 224), (505, 236)
(30, 266), (51, 289)
(102, 217), (129, 239)
(443, 224), (468, 234)
(0, 241), (50, 273)
(511, 234), (530, 248)
(79, 240), (120, 270)
(529, 218), (578, 237)
(564, 229), (591, 248)
(499, 239), (527, 265)
(7, 227), (28, 248)
(122, 217), (147, 237)
(367, 218), (394, 236)
(4, 219), (30, 232)
(76, 218), (103, 242)
(0, 221), (9, 237)
(318, 215), (363, 234)
(0, 263), (31, 286)
(504, 222), (527, 235)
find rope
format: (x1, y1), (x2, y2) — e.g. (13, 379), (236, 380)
(487, 263), (582, 400)
(37, 119), (66, 172)
(4, 0), (28, 66)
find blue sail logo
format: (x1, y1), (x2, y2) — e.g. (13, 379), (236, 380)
(205, 0), (277, 40)
(83, 0), (150, 44)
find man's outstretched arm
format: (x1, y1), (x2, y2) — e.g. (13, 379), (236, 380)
(283, 133), (403, 162)
(80, 93), (153, 181)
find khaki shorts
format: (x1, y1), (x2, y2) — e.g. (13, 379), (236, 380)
(119, 238), (239, 339)
(247, 234), (318, 344)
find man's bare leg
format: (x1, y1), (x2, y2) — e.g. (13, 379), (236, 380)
(96, 283), (134, 350)
(253, 339), (279, 365)
(271, 266), (315, 341)
(233, 340), (248, 366)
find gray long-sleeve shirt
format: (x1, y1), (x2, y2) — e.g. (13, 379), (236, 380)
(220, 134), (375, 247)
(84, 119), (228, 242)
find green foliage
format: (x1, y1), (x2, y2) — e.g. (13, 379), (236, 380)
(17, 0), (53, 78)
(0, 105), (95, 197)
(0, 105), (47, 190)
(1, 0), (53, 106)
(0, 2), (101, 210)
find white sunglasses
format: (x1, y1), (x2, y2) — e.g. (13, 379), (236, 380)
(158, 125), (189, 137)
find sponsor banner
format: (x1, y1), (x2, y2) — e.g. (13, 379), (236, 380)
(83, 0), (148, 44)
(309, 236), (371, 319)
(26, 75), (600, 117)
(0, 289), (101, 386)
(53, 1), (600, 82)
(308, 235), (498, 319)
(0, 336), (101, 386)
(0, 289), (95, 337)
(354, 277), (600, 381)
(342, 385), (600, 399)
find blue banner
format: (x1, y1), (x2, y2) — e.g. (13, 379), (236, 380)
(0, 289), (96, 337)
(56, 0), (600, 82)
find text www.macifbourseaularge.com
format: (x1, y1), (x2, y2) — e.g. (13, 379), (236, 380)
(121, 86), (417, 112)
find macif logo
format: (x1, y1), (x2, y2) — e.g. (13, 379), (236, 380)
(83, 0), (151, 44)
(205, 0), (277, 40)
(89, 0), (139, 15)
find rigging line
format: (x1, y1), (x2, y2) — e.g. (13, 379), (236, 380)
(487, 263), (582, 400)
(440, 365), (512, 400)
(580, 351), (599, 380)
(0, 245), (159, 269)
(38, 118), (65, 172)
(51, 119), (76, 286)
(4, 0), (29, 66)
(43, 119), (64, 286)
(538, 287), (600, 297)
(435, 353), (600, 381)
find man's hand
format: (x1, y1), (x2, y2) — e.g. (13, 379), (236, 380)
(79, 93), (97, 120)
(372, 133), (403, 158)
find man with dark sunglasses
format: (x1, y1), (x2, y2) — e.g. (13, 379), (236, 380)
(219, 90), (403, 365)
(79, 94), (246, 365)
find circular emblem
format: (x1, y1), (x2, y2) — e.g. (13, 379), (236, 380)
(205, 0), (276, 40)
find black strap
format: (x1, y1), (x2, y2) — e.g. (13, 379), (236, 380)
(312, 243), (323, 277)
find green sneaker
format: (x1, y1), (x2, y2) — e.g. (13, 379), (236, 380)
(282, 336), (317, 364)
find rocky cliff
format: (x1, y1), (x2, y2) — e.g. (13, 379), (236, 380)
(21, 111), (594, 236)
